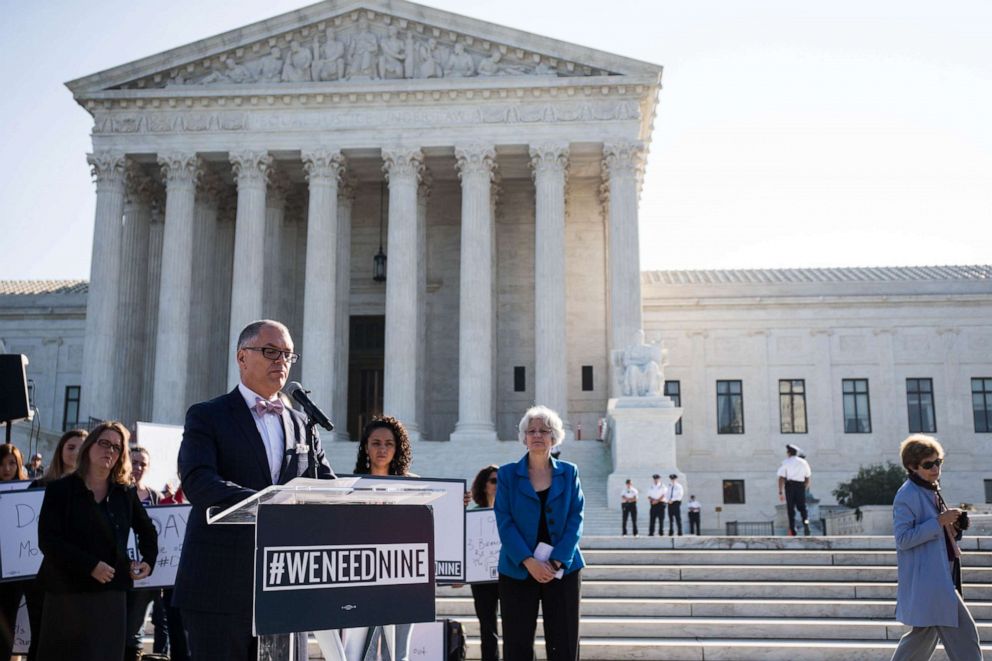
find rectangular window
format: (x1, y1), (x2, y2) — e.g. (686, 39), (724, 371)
(716, 380), (744, 434)
(723, 479), (746, 504)
(581, 365), (594, 392)
(842, 379), (872, 433)
(664, 380), (682, 435)
(906, 378), (937, 433)
(63, 386), (81, 432)
(985, 480), (992, 504)
(779, 379), (808, 434)
(974, 378), (992, 433)
(513, 366), (526, 393)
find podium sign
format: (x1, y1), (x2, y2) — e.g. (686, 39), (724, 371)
(254, 503), (435, 635)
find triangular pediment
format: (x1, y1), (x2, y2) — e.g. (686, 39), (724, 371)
(66, 0), (662, 96)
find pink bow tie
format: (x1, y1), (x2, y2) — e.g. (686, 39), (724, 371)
(254, 397), (284, 416)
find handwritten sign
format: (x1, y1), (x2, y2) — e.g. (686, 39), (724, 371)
(127, 504), (191, 589)
(12, 596), (28, 654)
(408, 621), (444, 661)
(0, 488), (44, 580)
(465, 508), (500, 583)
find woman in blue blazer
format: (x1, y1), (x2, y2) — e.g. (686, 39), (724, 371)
(891, 434), (981, 661)
(495, 405), (584, 661)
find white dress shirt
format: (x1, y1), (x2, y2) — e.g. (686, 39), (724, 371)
(647, 483), (666, 503)
(238, 382), (287, 484)
(777, 455), (812, 482)
(667, 481), (684, 502)
(687, 498), (702, 512)
(621, 486), (638, 501)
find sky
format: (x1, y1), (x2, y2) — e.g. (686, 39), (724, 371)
(1, 0), (990, 280)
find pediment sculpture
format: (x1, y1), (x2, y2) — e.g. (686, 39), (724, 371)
(150, 13), (607, 89)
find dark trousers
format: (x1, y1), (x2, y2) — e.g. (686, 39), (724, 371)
(499, 570), (581, 661)
(0, 581), (23, 661)
(161, 589), (189, 661)
(648, 503), (666, 535)
(621, 503), (638, 535)
(23, 579), (43, 661)
(785, 480), (808, 533)
(668, 501), (683, 535)
(688, 510), (701, 535)
(125, 589), (157, 656)
(38, 590), (126, 661)
(471, 582), (500, 661)
(181, 608), (255, 661)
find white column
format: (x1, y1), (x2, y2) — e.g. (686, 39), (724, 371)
(140, 198), (165, 421)
(332, 176), (356, 441)
(381, 148), (424, 440)
(263, 168), (289, 319)
(80, 151), (126, 423)
(530, 143), (570, 430)
(415, 173), (431, 440)
(186, 170), (222, 405)
(227, 151), (272, 388)
(114, 162), (154, 426)
(152, 152), (202, 424)
(603, 141), (645, 381)
(210, 191), (236, 396)
(301, 149), (344, 420)
(451, 145), (498, 442)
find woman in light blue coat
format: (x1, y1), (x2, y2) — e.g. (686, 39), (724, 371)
(891, 434), (982, 661)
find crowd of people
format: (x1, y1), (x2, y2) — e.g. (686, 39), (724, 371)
(0, 317), (977, 661)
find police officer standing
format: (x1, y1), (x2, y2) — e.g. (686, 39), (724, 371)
(777, 444), (812, 536)
(620, 479), (639, 536)
(647, 474), (666, 536)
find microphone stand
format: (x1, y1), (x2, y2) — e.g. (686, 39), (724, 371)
(304, 417), (319, 479)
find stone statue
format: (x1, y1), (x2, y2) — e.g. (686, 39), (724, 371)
(477, 52), (502, 76)
(281, 40), (313, 82)
(348, 17), (379, 79)
(615, 330), (666, 397)
(417, 38), (443, 79)
(444, 42), (476, 77)
(199, 59), (252, 84)
(256, 46), (284, 83)
(314, 29), (346, 81)
(378, 25), (407, 79)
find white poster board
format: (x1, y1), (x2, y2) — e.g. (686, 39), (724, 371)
(346, 475), (466, 583)
(465, 508), (500, 583)
(408, 621), (445, 661)
(0, 480), (32, 493)
(0, 489), (44, 579)
(127, 504), (191, 588)
(12, 596), (28, 654)
(134, 421), (183, 493)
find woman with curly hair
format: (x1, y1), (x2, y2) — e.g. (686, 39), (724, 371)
(468, 464), (501, 660)
(35, 421), (158, 661)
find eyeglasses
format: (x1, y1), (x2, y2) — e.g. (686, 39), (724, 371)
(487, 477), (498, 485)
(96, 439), (123, 455)
(243, 347), (300, 364)
(920, 458), (943, 470)
(526, 429), (552, 437)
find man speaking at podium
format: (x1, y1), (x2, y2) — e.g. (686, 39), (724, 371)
(173, 319), (336, 660)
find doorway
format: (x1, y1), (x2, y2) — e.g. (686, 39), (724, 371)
(347, 315), (384, 440)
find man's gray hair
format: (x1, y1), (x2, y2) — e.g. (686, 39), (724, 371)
(236, 320), (290, 350)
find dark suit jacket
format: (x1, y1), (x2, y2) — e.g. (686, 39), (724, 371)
(173, 387), (335, 613)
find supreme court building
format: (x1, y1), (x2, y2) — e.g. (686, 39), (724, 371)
(65, 0), (662, 442)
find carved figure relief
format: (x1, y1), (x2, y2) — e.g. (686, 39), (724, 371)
(281, 40), (313, 83)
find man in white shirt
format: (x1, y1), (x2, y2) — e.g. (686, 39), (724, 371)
(620, 479), (639, 536)
(666, 474), (684, 536)
(647, 474), (667, 536)
(777, 444), (812, 536)
(686, 495), (702, 535)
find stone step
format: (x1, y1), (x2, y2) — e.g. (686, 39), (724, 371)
(436, 595), (992, 620)
(452, 615), (992, 642)
(583, 548), (992, 566)
(579, 563), (992, 582)
(458, 637), (992, 661)
(580, 535), (992, 551)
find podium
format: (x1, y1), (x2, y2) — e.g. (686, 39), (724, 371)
(208, 478), (445, 661)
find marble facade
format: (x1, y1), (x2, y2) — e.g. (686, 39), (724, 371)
(65, 0), (663, 440)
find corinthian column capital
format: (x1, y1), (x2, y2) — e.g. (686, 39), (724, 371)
(529, 143), (570, 178)
(230, 150), (273, 189)
(454, 145), (496, 181)
(158, 152), (203, 187)
(87, 151), (127, 190)
(302, 149), (345, 183)
(382, 148), (424, 182)
(602, 141), (645, 180)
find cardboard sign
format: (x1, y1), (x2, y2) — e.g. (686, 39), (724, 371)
(465, 508), (500, 583)
(0, 488), (44, 580)
(254, 503), (435, 635)
(127, 504), (191, 588)
(408, 621), (445, 661)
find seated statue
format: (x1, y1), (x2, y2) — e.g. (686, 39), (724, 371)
(615, 330), (666, 397)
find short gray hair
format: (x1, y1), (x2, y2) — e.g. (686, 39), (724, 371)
(236, 320), (290, 350)
(517, 405), (565, 448)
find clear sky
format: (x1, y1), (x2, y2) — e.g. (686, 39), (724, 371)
(1, 0), (990, 280)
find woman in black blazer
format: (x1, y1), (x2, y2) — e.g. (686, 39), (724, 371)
(36, 422), (158, 661)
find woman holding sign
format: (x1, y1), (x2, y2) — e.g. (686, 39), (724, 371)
(0, 443), (29, 661)
(469, 465), (501, 661)
(495, 406), (585, 661)
(35, 421), (158, 661)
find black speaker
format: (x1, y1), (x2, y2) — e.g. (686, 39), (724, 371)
(0, 354), (31, 423)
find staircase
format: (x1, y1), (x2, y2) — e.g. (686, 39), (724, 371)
(437, 535), (992, 660)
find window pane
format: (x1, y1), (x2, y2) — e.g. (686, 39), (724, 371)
(665, 381), (682, 435)
(780, 394), (793, 433)
(793, 395), (808, 433)
(717, 381), (744, 434)
(723, 480), (745, 504)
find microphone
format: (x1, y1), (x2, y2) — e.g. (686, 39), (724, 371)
(284, 381), (334, 431)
